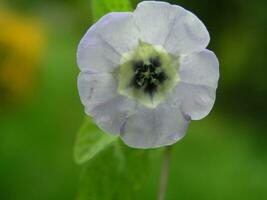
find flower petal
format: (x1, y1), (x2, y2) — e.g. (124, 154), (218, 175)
(171, 83), (216, 120)
(77, 12), (140, 73)
(133, 1), (210, 55)
(179, 49), (219, 89)
(78, 72), (135, 135)
(165, 12), (210, 55)
(133, 1), (181, 46)
(120, 103), (190, 148)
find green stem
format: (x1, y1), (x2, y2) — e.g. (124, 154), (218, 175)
(158, 145), (172, 200)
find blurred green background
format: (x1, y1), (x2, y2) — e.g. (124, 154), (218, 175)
(1, 0), (267, 199)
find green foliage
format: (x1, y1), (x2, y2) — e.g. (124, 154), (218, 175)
(91, 0), (133, 21)
(76, 140), (153, 200)
(74, 118), (156, 199)
(74, 117), (118, 165)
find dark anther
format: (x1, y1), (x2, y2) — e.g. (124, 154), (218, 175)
(144, 82), (157, 96)
(131, 75), (145, 89)
(149, 56), (161, 67)
(130, 56), (167, 96)
(154, 72), (167, 83)
(133, 60), (144, 71)
(148, 64), (156, 73)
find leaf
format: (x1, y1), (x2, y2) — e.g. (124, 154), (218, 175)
(91, 0), (133, 21)
(74, 117), (118, 165)
(76, 140), (154, 200)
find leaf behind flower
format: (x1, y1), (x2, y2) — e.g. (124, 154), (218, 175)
(74, 117), (118, 165)
(76, 140), (153, 200)
(91, 0), (133, 21)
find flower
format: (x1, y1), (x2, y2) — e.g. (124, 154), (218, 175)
(77, 1), (219, 148)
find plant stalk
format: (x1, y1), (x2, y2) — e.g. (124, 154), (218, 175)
(158, 145), (172, 200)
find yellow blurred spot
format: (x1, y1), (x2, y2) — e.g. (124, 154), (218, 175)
(0, 9), (45, 106)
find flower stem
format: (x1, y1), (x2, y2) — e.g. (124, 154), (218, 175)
(158, 145), (172, 200)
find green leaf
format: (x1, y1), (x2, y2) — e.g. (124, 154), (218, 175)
(91, 0), (133, 21)
(76, 140), (154, 200)
(74, 117), (118, 165)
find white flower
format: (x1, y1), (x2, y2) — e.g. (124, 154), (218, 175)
(77, 1), (219, 149)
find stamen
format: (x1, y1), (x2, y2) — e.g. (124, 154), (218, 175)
(149, 56), (161, 68)
(133, 60), (144, 71)
(131, 57), (168, 96)
(155, 72), (168, 83)
(144, 82), (157, 96)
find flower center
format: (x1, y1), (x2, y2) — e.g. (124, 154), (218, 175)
(118, 41), (179, 108)
(131, 57), (168, 96)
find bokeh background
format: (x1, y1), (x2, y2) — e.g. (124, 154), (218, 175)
(1, 0), (267, 199)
